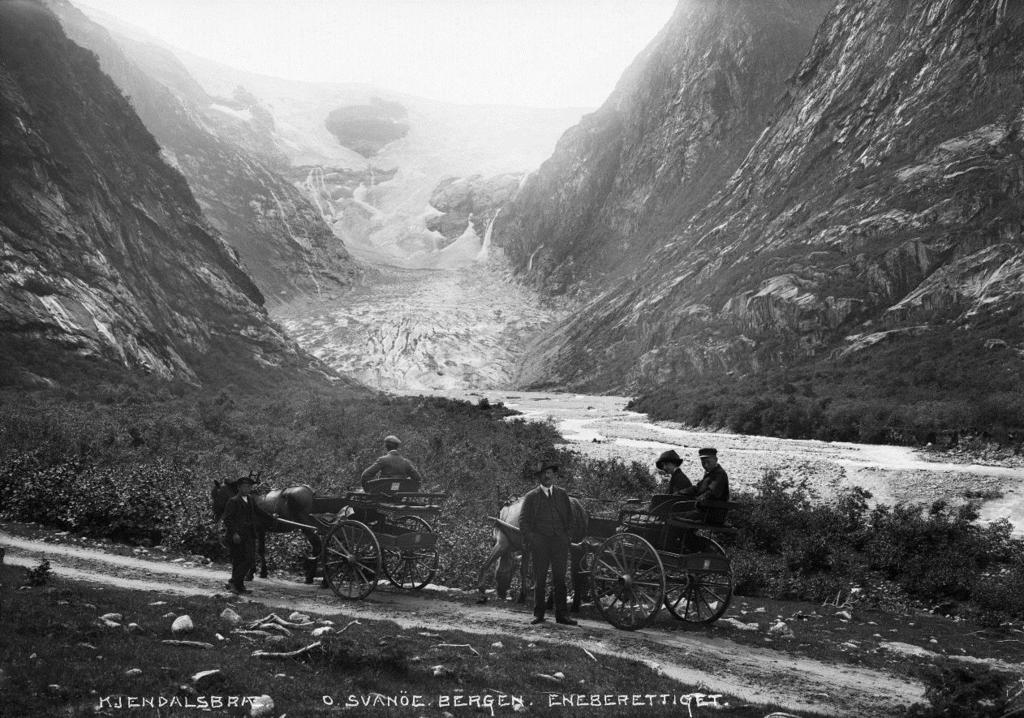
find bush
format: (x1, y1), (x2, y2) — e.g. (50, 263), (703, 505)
(0, 381), (656, 590)
(903, 660), (1020, 718)
(730, 470), (1024, 618)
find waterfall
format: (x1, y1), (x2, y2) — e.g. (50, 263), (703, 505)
(269, 189), (322, 297)
(475, 208), (500, 263)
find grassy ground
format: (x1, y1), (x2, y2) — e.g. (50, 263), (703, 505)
(0, 563), (804, 718)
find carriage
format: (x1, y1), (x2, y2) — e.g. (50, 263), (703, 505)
(277, 478), (448, 601)
(540, 495), (741, 630)
(577, 494), (742, 630)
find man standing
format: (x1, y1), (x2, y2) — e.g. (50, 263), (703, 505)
(519, 459), (579, 626)
(360, 435), (425, 492)
(222, 475), (275, 594)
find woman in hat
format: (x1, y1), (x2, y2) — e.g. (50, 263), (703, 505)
(655, 449), (692, 494)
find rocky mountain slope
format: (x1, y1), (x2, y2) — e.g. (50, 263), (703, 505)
(0, 0), (312, 384)
(511, 0), (1024, 403)
(46, 0), (359, 306)
(492, 0), (833, 294)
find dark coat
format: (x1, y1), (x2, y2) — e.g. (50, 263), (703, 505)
(223, 493), (275, 537)
(360, 450), (424, 488)
(679, 464), (730, 524)
(668, 468), (692, 494)
(520, 485), (580, 545)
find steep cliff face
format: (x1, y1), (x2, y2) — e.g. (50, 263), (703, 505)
(426, 173), (521, 242)
(493, 0), (833, 294)
(521, 0), (1024, 394)
(0, 0), (306, 383)
(46, 0), (359, 306)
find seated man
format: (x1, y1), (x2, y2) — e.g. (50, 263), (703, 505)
(350, 435), (426, 527)
(668, 447), (730, 553)
(677, 447), (730, 525)
(360, 435), (425, 492)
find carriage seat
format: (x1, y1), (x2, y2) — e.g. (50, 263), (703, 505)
(665, 499), (744, 534)
(364, 477), (422, 495)
(648, 494), (692, 517)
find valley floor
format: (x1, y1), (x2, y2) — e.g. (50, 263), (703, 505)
(273, 263), (1024, 534)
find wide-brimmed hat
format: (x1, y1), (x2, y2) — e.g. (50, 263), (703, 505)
(698, 447), (718, 458)
(656, 449), (682, 468)
(536, 459), (560, 474)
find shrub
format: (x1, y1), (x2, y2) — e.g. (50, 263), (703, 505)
(903, 660), (1020, 718)
(730, 470), (1024, 617)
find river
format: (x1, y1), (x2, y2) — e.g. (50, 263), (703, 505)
(275, 264), (1024, 534)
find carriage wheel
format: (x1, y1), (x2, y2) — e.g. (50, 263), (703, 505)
(322, 520), (381, 600)
(383, 515), (438, 590)
(664, 536), (733, 624)
(590, 533), (665, 630)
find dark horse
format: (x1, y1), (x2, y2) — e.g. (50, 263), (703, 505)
(210, 480), (325, 586)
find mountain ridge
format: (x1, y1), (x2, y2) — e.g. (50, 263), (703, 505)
(0, 0), (320, 386)
(502, 0), (1024, 427)
(46, 0), (360, 306)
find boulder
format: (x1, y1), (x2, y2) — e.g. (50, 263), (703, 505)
(249, 694), (275, 718)
(191, 669), (226, 692)
(171, 615), (194, 635)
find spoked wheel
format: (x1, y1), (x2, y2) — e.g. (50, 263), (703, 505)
(322, 520), (381, 600)
(382, 515), (439, 590)
(664, 536), (733, 624)
(590, 532), (665, 630)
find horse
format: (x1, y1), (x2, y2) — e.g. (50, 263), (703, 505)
(476, 495), (589, 612)
(210, 480), (325, 586)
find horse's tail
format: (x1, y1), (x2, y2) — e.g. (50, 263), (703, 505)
(569, 497), (588, 541)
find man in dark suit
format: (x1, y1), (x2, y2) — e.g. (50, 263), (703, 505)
(678, 447), (730, 524)
(222, 475), (276, 594)
(519, 459), (580, 626)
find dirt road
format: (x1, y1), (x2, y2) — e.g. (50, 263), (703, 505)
(1, 530), (923, 717)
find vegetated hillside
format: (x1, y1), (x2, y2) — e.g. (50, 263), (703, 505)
(517, 0), (1024, 443)
(492, 0), (833, 294)
(45, 0), (359, 306)
(0, 0), (318, 386)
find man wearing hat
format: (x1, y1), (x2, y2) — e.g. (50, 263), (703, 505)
(360, 435), (425, 492)
(519, 459), (580, 626)
(222, 475), (276, 594)
(678, 448), (730, 525)
(656, 449), (692, 494)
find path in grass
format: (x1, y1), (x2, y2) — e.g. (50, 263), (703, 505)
(1, 530), (923, 717)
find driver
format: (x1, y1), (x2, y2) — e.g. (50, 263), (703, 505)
(360, 435), (425, 492)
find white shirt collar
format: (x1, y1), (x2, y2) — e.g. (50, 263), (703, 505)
(540, 485), (551, 497)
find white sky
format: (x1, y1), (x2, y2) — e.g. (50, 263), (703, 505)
(76, 0), (677, 108)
